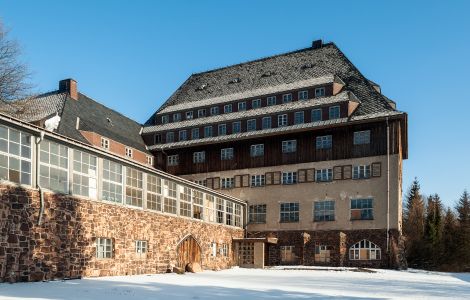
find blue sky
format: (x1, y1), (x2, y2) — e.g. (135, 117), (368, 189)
(0, 0), (468, 207)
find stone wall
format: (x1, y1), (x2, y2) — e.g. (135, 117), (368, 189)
(0, 185), (243, 282)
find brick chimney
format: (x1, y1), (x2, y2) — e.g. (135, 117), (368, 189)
(59, 79), (78, 100)
(311, 39), (323, 49)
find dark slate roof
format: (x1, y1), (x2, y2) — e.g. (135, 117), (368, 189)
(144, 42), (397, 125)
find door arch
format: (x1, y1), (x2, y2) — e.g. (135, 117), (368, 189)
(177, 235), (202, 268)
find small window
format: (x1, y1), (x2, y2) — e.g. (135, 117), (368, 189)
(191, 128), (200, 139)
(204, 126), (213, 138)
(349, 239), (381, 260)
(251, 175), (265, 187)
(101, 137), (109, 150)
(167, 155), (179, 166)
(250, 144), (264, 157)
(311, 109), (322, 122)
(252, 99), (261, 109)
(298, 90), (308, 100)
(351, 198), (374, 220)
(218, 124), (227, 136)
(179, 130), (187, 141)
(282, 172), (297, 185)
(282, 93), (292, 103)
(198, 109), (206, 118)
(125, 147), (133, 158)
(247, 119), (257, 132)
(161, 115), (169, 124)
(224, 104), (233, 113)
(154, 134), (162, 144)
(232, 121), (241, 133)
(353, 165), (371, 179)
(278, 114), (288, 127)
(195, 179), (207, 187)
(96, 237), (113, 259)
(353, 130), (371, 145)
(166, 132), (175, 143)
(135, 240), (147, 257)
(210, 106), (219, 116)
(221, 148), (234, 160)
(221, 177), (234, 189)
(173, 113), (181, 122)
(280, 203), (299, 222)
(220, 244), (229, 257)
(262, 116), (272, 129)
(294, 111), (304, 124)
(314, 201), (335, 222)
(315, 168), (333, 182)
(329, 106), (340, 119)
(267, 96), (277, 106)
(315, 87), (326, 97)
(249, 204), (266, 223)
(316, 135), (332, 150)
(186, 111), (193, 120)
(193, 151), (205, 163)
(282, 140), (297, 153)
(146, 156), (153, 165)
(238, 102), (247, 111)
(211, 242), (217, 257)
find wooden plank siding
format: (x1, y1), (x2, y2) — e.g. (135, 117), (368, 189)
(155, 120), (402, 176)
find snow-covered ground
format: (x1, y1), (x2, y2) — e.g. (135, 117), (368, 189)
(0, 267), (469, 300)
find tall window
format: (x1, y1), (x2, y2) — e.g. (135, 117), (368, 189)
(193, 151), (205, 163)
(221, 148), (234, 160)
(210, 106), (219, 116)
(220, 243), (229, 257)
(315, 168), (333, 182)
(249, 204), (266, 223)
(179, 130), (187, 141)
(314, 200), (335, 221)
(102, 159), (122, 203)
(282, 140), (297, 153)
(154, 134), (162, 144)
(125, 147), (133, 158)
(282, 171), (297, 184)
(232, 121), (241, 133)
(294, 111), (304, 124)
(238, 102), (247, 111)
(39, 140), (68, 193)
(353, 130), (371, 145)
(198, 109), (206, 118)
(353, 165), (371, 179)
(146, 156), (153, 166)
(250, 144), (264, 157)
(298, 90), (308, 100)
(247, 119), (257, 132)
(225, 201), (234, 226)
(204, 126), (213, 138)
(167, 154), (179, 166)
(311, 109), (322, 122)
(252, 99), (261, 109)
(316, 135), (332, 149)
(218, 124), (227, 136)
(216, 198), (224, 223)
(351, 198), (373, 220)
(166, 132), (174, 143)
(282, 93), (292, 103)
(101, 137), (109, 150)
(161, 115), (169, 124)
(280, 202), (299, 222)
(173, 113), (181, 122)
(135, 240), (147, 258)
(125, 167), (143, 207)
(186, 111), (193, 120)
(163, 179), (177, 214)
(221, 177), (234, 189)
(349, 240), (381, 260)
(191, 128), (200, 139)
(147, 174), (162, 211)
(234, 203), (242, 227)
(180, 186), (192, 217)
(193, 190), (204, 219)
(329, 106), (340, 119)
(96, 238), (113, 259)
(267, 96), (277, 106)
(315, 87), (325, 97)
(262, 116), (272, 129)
(224, 104), (232, 113)
(205, 195), (215, 223)
(278, 114), (288, 127)
(0, 125), (31, 185)
(72, 149), (97, 198)
(251, 174), (265, 187)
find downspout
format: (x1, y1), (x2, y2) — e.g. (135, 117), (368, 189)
(386, 117), (390, 253)
(36, 131), (45, 225)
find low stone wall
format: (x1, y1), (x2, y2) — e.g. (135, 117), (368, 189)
(0, 185), (243, 282)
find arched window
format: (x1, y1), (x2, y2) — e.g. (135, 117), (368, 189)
(349, 239), (381, 260)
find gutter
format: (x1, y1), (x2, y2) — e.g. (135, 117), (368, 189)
(36, 131), (45, 225)
(386, 117), (390, 254)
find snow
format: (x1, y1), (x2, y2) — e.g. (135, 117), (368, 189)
(0, 267), (469, 300)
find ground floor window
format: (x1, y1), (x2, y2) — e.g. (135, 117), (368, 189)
(135, 240), (147, 258)
(220, 243), (229, 257)
(349, 239), (381, 260)
(280, 245), (296, 264)
(315, 245), (331, 263)
(96, 238), (113, 259)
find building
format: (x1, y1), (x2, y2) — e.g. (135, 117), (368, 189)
(142, 40), (408, 268)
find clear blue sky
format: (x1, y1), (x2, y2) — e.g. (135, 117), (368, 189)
(0, 0), (469, 208)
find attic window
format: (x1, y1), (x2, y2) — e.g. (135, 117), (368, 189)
(301, 63), (313, 69)
(106, 117), (113, 126)
(261, 71), (274, 78)
(229, 77), (241, 84)
(197, 84), (208, 91)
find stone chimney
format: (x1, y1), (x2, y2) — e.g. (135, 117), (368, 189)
(59, 79), (78, 100)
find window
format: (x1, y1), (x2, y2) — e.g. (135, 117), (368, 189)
(204, 126), (213, 138)
(125, 147), (133, 158)
(282, 93), (292, 103)
(329, 106), (340, 119)
(173, 113), (181, 122)
(267, 96), (277, 106)
(224, 104), (232, 113)
(247, 119), (257, 132)
(280, 203), (299, 222)
(205, 195), (215, 223)
(198, 109), (206, 118)
(315, 168), (333, 182)
(161, 115), (169, 124)
(353, 130), (371, 145)
(315, 87), (326, 97)
(280, 246), (296, 263)
(101, 137), (109, 150)
(311, 109), (322, 122)
(72, 149), (97, 198)
(238, 101), (246, 111)
(210, 106), (219, 116)
(278, 114), (288, 127)
(163, 179), (177, 214)
(147, 174), (162, 211)
(353, 165), (371, 179)
(298, 90), (308, 100)
(39, 140), (68, 193)
(234, 203), (242, 227)
(314, 201), (335, 221)
(211, 242), (217, 257)
(252, 99), (261, 109)
(180, 186), (192, 217)
(179, 130), (187, 141)
(221, 148), (234, 160)
(191, 128), (200, 140)
(96, 238), (113, 259)
(315, 245), (331, 263)
(135, 240), (147, 257)
(218, 124), (227, 136)
(154, 134), (162, 144)
(282, 140), (297, 153)
(250, 144), (264, 157)
(186, 111), (193, 120)
(166, 132), (175, 143)
(195, 179), (207, 187)
(316, 135), (332, 150)
(193, 151), (205, 163)
(351, 198), (374, 220)
(0, 125), (31, 185)
(220, 244), (229, 257)
(251, 174), (265, 187)
(282, 172), (297, 185)
(221, 177), (234, 189)
(216, 198), (224, 223)
(262, 116), (271, 129)
(125, 167), (143, 207)
(167, 154), (179, 166)
(294, 111), (304, 124)
(349, 240), (381, 260)
(232, 121), (241, 133)
(249, 204), (266, 223)
(225, 201), (234, 225)
(193, 190), (204, 219)
(102, 159), (122, 203)
(146, 156), (153, 165)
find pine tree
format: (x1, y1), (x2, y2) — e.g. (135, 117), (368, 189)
(424, 194), (443, 268)
(441, 207), (457, 268)
(455, 190), (470, 270)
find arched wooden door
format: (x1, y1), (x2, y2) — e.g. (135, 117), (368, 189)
(177, 235), (202, 268)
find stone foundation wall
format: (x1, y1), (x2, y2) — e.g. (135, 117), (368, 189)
(0, 185), (243, 282)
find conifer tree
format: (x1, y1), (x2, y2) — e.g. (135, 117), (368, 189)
(455, 190), (470, 270)
(441, 207), (457, 267)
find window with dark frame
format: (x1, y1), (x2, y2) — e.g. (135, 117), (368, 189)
(280, 202), (299, 222)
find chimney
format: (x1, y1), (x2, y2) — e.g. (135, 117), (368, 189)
(59, 79), (78, 100)
(311, 39), (323, 49)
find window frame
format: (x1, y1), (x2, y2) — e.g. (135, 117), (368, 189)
(193, 151), (206, 164)
(282, 93), (292, 103)
(0, 125), (32, 186)
(315, 87), (326, 97)
(250, 144), (264, 157)
(178, 130), (187, 141)
(315, 168), (333, 182)
(221, 147), (234, 160)
(167, 154), (179, 166)
(353, 130), (371, 145)
(280, 202), (299, 223)
(282, 140), (297, 153)
(294, 111), (304, 125)
(247, 119), (257, 132)
(311, 108), (322, 122)
(278, 114), (288, 127)
(250, 174), (265, 187)
(101, 137), (110, 150)
(218, 124), (227, 136)
(316, 135), (332, 150)
(350, 198), (374, 220)
(252, 99), (261, 109)
(96, 237), (113, 259)
(329, 105), (340, 119)
(298, 90), (308, 100)
(224, 104), (233, 113)
(249, 204), (266, 224)
(313, 200), (335, 222)
(210, 106), (219, 116)
(238, 101), (247, 111)
(282, 171), (297, 185)
(232, 121), (241, 134)
(267, 96), (277, 106)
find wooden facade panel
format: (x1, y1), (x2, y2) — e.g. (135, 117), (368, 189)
(306, 168), (315, 182)
(242, 174), (250, 187)
(234, 175), (242, 188)
(333, 166), (343, 180)
(298, 169), (307, 183)
(212, 177), (220, 189)
(343, 165), (352, 180)
(372, 162), (381, 177)
(265, 172), (274, 185)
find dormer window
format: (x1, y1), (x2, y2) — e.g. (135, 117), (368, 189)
(166, 132), (175, 143)
(161, 115), (169, 124)
(238, 101), (247, 111)
(232, 121), (241, 133)
(197, 84), (208, 91)
(198, 109), (206, 118)
(154, 134), (162, 144)
(294, 111), (304, 124)
(125, 147), (133, 158)
(146, 156), (153, 166)
(252, 99), (261, 109)
(315, 87), (326, 97)
(298, 90), (309, 100)
(278, 114), (288, 127)
(186, 111), (193, 120)
(218, 124), (227, 136)
(282, 93), (292, 103)
(247, 119), (256, 132)
(311, 109), (322, 122)
(101, 137), (110, 150)
(210, 106), (219, 116)
(191, 128), (200, 139)
(267, 96), (277, 106)
(179, 130), (187, 141)
(173, 113), (181, 122)
(224, 104), (232, 113)
(329, 106), (340, 119)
